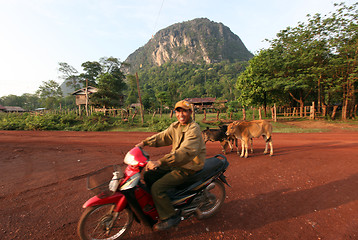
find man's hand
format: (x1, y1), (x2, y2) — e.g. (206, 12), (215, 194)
(146, 160), (161, 170)
(135, 142), (144, 148)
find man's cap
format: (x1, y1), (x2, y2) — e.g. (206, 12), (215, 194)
(174, 100), (192, 111)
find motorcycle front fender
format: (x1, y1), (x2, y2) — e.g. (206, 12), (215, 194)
(82, 192), (127, 212)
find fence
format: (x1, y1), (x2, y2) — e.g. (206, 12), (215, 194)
(201, 102), (357, 122)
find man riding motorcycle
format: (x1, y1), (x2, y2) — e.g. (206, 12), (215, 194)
(135, 100), (206, 231)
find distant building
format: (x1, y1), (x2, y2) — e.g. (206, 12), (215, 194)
(2, 106), (26, 112)
(71, 86), (98, 106)
(184, 97), (227, 109)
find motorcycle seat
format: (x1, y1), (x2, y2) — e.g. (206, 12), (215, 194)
(175, 154), (228, 190)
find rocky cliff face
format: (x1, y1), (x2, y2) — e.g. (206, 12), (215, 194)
(124, 18), (253, 73)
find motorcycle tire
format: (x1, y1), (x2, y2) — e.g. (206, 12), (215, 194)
(77, 204), (133, 240)
(196, 179), (226, 219)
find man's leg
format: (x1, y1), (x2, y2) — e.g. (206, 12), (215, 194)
(151, 169), (191, 230)
(143, 168), (170, 189)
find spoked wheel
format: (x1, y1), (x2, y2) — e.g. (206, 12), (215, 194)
(196, 180), (226, 219)
(77, 204), (133, 240)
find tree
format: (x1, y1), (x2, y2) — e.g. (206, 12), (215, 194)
(89, 57), (126, 109)
(0, 94), (40, 110)
(236, 2), (357, 119)
(80, 61), (102, 86)
(124, 74), (139, 106)
(58, 62), (81, 90)
(36, 80), (63, 109)
(156, 91), (170, 114)
(237, 48), (285, 108)
(142, 89), (158, 111)
(324, 2), (358, 119)
(91, 73), (125, 108)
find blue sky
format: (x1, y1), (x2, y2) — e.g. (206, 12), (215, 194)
(0, 0), (354, 97)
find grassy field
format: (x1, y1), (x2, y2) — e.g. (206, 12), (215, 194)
(111, 112), (358, 133)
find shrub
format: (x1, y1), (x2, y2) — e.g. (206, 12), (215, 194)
(149, 117), (176, 132)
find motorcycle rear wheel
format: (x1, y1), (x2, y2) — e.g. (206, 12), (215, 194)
(78, 204), (133, 240)
(196, 180), (226, 219)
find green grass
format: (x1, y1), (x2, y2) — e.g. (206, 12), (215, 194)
(271, 121), (330, 133)
(2, 111), (356, 133)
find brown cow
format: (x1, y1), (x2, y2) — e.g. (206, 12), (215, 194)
(226, 120), (273, 158)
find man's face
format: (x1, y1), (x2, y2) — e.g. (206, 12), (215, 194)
(175, 108), (191, 125)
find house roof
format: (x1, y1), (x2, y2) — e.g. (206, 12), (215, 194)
(3, 106), (26, 112)
(71, 86), (98, 95)
(184, 97), (216, 104)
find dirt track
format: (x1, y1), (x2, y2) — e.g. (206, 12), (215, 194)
(0, 130), (358, 240)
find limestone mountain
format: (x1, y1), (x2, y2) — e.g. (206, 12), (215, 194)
(124, 18), (253, 73)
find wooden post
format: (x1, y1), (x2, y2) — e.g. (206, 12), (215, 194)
(85, 79), (89, 116)
(203, 109), (207, 121)
(135, 72), (144, 124)
(259, 107), (262, 120)
(310, 102), (315, 120)
(242, 108), (246, 120)
(191, 104), (195, 121)
(274, 104), (277, 122)
(342, 104), (347, 120)
(131, 109), (138, 121)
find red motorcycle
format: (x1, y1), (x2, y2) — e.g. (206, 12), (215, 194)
(77, 147), (229, 240)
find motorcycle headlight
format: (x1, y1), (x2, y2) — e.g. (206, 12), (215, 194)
(124, 147), (149, 167)
(124, 153), (139, 166)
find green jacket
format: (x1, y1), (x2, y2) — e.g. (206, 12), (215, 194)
(142, 119), (206, 172)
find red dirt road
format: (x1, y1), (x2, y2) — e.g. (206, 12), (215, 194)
(0, 130), (358, 240)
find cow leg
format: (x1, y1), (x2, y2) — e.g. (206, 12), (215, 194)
(263, 135), (273, 156)
(263, 135), (269, 154)
(250, 138), (253, 153)
(243, 138), (249, 158)
(230, 137), (238, 152)
(239, 140), (245, 157)
(227, 139), (233, 152)
(268, 137), (273, 156)
(234, 138), (238, 152)
(220, 140), (227, 154)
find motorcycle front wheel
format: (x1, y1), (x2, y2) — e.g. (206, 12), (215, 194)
(196, 179), (226, 219)
(77, 204), (133, 240)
